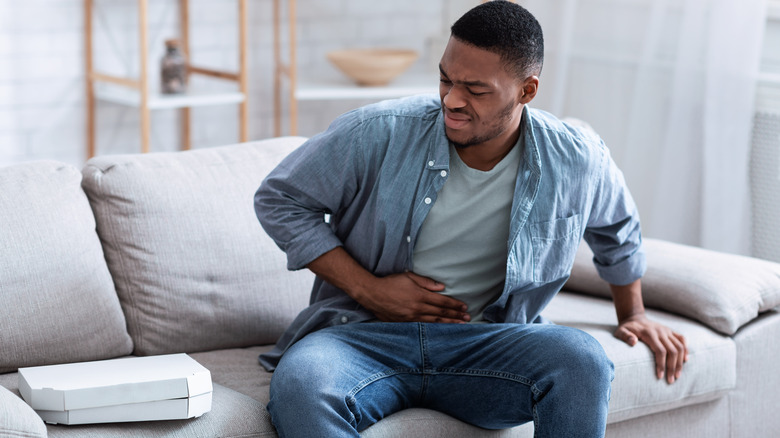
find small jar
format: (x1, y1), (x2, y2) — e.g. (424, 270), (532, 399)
(161, 39), (187, 94)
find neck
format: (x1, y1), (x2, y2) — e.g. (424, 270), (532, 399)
(455, 123), (522, 171)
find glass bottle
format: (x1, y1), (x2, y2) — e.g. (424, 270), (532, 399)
(161, 39), (187, 94)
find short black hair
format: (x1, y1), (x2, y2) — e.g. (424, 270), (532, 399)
(450, 1), (544, 78)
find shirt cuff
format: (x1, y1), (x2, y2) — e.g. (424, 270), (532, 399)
(593, 245), (647, 286)
(283, 223), (343, 271)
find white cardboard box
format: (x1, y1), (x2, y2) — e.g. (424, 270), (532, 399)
(34, 391), (212, 425)
(18, 353), (212, 424)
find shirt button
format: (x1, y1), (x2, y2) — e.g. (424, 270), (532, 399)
(424, 197), (432, 204)
(406, 235), (411, 243)
(340, 316), (349, 324)
(440, 170), (447, 177)
(428, 160), (435, 167)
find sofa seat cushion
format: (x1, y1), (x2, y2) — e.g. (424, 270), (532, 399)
(0, 372), (271, 438)
(189, 346), (275, 405)
(81, 138), (313, 356)
(567, 238), (780, 335)
(543, 292), (736, 423)
(0, 161), (133, 374)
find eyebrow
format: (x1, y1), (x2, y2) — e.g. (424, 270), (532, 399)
(438, 64), (492, 88)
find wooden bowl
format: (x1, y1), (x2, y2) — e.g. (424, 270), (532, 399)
(326, 49), (419, 86)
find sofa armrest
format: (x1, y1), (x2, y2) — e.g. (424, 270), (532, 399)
(0, 384), (46, 437)
(565, 238), (780, 335)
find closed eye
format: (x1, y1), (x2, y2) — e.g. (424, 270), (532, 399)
(440, 78), (489, 96)
(439, 65), (491, 96)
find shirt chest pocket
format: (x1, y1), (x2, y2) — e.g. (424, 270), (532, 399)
(529, 214), (582, 283)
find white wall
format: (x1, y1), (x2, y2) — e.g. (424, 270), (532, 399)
(1, 0), (779, 169)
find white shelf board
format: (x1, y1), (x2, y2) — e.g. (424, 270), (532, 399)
(295, 73), (439, 101)
(95, 85), (245, 110)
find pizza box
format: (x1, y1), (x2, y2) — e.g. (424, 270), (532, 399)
(34, 391), (212, 425)
(18, 354), (212, 412)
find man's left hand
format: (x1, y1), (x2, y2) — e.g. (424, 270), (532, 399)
(614, 313), (688, 384)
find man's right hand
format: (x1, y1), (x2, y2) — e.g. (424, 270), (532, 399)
(359, 271), (470, 323)
(306, 247), (470, 324)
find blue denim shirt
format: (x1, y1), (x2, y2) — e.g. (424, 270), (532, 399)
(255, 94), (645, 370)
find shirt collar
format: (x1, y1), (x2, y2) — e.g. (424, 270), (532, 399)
(520, 105), (542, 178)
(426, 108), (451, 171)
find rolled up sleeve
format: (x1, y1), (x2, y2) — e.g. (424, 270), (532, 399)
(583, 146), (647, 286)
(254, 113), (363, 271)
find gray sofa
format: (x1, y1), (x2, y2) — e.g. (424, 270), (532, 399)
(2, 136), (780, 438)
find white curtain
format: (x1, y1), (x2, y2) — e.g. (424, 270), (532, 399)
(521, 0), (767, 255)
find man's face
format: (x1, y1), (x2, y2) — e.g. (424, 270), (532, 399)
(439, 37), (526, 149)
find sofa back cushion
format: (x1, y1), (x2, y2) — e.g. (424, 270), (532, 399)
(81, 137), (313, 356)
(0, 161), (134, 373)
(566, 238), (780, 335)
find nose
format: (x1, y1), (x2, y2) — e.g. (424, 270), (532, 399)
(441, 83), (466, 110)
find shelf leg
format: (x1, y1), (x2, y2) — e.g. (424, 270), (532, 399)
(181, 108), (191, 150)
(273, 0), (297, 137)
(85, 0), (95, 159)
(239, 0), (249, 142)
(289, 0), (297, 136)
(273, 0), (281, 137)
(180, 0), (191, 150)
(139, 0), (150, 153)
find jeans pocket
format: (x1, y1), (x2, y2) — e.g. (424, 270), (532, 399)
(530, 215), (581, 283)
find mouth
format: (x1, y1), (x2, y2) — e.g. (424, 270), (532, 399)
(443, 109), (471, 130)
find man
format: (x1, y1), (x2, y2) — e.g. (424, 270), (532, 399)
(254, 1), (688, 436)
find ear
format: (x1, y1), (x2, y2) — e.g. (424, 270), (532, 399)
(519, 76), (539, 104)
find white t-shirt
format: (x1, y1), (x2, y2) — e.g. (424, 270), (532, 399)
(412, 141), (522, 322)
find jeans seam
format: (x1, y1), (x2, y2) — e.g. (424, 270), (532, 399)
(426, 367), (536, 387)
(418, 322), (430, 401)
(532, 403), (540, 438)
(418, 322), (430, 368)
(346, 368), (425, 400)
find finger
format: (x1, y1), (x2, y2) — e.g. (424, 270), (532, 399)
(405, 301), (470, 323)
(670, 334), (686, 380)
(614, 326), (638, 346)
(644, 332), (667, 381)
(373, 304), (467, 324)
(418, 313), (470, 324)
(661, 336), (679, 384)
(405, 272), (446, 292)
(420, 301), (470, 322)
(418, 288), (468, 312)
(674, 332), (689, 362)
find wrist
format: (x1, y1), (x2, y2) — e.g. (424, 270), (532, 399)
(618, 311), (647, 325)
(609, 279), (646, 324)
(346, 270), (379, 303)
(306, 247), (377, 303)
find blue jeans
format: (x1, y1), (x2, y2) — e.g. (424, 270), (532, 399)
(267, 322), (614, 437)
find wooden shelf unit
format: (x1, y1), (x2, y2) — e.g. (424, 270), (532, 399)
(84, 0), (249, 158)
(272, 0), (440, 136)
